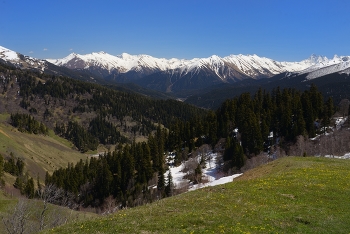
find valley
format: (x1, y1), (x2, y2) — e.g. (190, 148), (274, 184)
(0, 45), (350, 233)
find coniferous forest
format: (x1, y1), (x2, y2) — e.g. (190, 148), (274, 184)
(43, 85), (337, 208)
(0, 62), (346, 210)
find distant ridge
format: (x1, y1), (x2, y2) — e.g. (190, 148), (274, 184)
(46, 51), (316, 81)
(2, 45), (350, 93)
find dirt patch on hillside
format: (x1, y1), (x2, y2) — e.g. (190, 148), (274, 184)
(0, 129), (10, 138)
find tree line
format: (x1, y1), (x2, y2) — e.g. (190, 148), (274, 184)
(42, 85), (339, 209)
(10, 113), (49, 135)
(45, 125), (167, 207)
(6, 67), (207, 151)
(1, 62), (343, 211)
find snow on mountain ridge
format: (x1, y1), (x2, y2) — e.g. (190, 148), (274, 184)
(3, 45), (350, 82)
(48, 51), (318, 79)
(0, 45), (47, 71)
(0, 45), (20, 61)
(297, 55), (350, 79)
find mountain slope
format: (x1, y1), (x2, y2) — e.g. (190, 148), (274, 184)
(185, 71), (350, 109)
(0, 61), (207, 148)
(47, 51), (315, 80)
(0, 114), (89, 180)
(3, 45), (350, 99)
(0, 46), (107, 84)
(0, 46), (47, 71)
(46, 50), (317, 92)
(303, 56), (350, 79)
(45, 156), (350, 234)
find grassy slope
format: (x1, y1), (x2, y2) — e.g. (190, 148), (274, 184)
(0, 114), (100, 233)
(0, 114), (90, 180)
(46, 156), (350, 234)
(0, 190), (98, 234)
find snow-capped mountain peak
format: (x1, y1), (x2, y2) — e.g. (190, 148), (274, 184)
(2, 44), (350, 93)
(0, 45), (47, 71)
(296, 54), (350, 79)
(0, 46), (20, 61)
(49, 51), (347, 85)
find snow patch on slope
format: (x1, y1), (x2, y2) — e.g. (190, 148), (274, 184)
(166, 152), (242, 192)
(0, 46), (19, 61)
(0, 45), (47, 71)
(223, 54), (314, 77)
(298, 55), (350, 79)
(324, 152), (350, 159)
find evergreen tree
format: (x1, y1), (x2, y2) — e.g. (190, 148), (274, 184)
(231, 140), (245, 169)
(24, 177), (35, 199)
(291, 93), (306, 140)
(95, 158), (113, 203)
(194, 164), (202, 184)
(223, 137), (232, 161)
(206, 111), (218, 147)
(321, 97), (334, 134)
(141, 142), (153, 182)
(241, 110), (263, 155)
(157, 168), (165, 197)
(165, 170), (173, 197)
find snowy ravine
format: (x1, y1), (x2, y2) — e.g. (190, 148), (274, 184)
(165, 152), (242, 192)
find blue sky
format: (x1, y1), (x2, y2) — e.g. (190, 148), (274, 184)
(1, 0), (349, 61)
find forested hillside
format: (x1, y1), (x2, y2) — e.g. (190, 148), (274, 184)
(0, 62), (207, 152)
(0, 61), (349, 219)
(42, 83), (349, 209)
(185, 72), (350, 109)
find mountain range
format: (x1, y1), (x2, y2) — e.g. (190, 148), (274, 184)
(46, 50), (350, 93)
(1, 45), (350, 107)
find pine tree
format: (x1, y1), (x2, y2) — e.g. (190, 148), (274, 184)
(223, 137), (232, 161)
(165, 170), (173, 197)
(206, 111), (218, 147)
(24, 177), (35, 199)
(301, 92), (316, 137)
(232, 142), (245, 169)
(157, 168), (165, 197)
(141, 142), (153, 182)
(321, 97), (334, 134)
(95, 158), (113, 203)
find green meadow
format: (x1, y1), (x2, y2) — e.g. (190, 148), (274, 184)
(0, 114), (91, 179)
(44, 156), (350, 233)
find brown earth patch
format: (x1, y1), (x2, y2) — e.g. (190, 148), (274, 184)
(0, 128), (10, 138)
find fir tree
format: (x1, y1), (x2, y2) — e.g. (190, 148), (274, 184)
(165, 170), (173, 197)
(157, 168), (165, 197)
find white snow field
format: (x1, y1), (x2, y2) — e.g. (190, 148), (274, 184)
(165, 152), (242, 192)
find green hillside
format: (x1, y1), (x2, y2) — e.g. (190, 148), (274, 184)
(45, 156), (350, 233)
(0, 114), (90, 180)
(0, 190), (98, 234)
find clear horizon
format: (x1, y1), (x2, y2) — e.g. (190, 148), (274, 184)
(1, 0), (349, 62)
